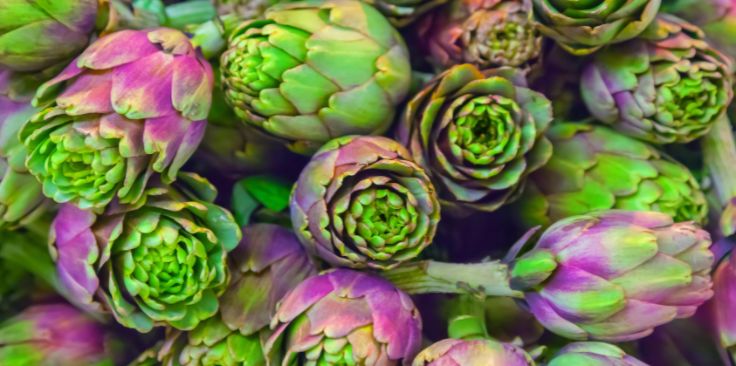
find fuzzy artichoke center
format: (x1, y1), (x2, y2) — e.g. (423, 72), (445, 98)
(656, 73), (724, 128)
(466, 11), (539, 67)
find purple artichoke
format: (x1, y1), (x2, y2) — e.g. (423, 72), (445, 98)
(51, 173), (241, 332)
(0, 303), (119, 365)
(266, 268), (423, 365)
(411, 338), (534, 366)
(581, 15), (734, 144)
(290, 135), (440, 270)
(548, 342), (647, 366)
(22, 28), (213, 209)
(510, 210), (714, 341)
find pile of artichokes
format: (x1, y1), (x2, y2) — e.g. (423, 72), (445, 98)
(3, 0), (736, 364)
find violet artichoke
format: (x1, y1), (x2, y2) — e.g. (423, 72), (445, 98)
(412, 338), (534, 366)
(265, 268), (423, 365)
(291, 135), (441, 270)
(396, 64), (553, 213)
(510, 210), (714, 341)
(51, 173), (241, 332)
(581, 15), (734, 144)
(22, 28), (213, 210)
(220, 0), (411, 154)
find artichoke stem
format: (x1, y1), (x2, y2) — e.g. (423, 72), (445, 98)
(164, 0), (217, 29)
(446, 295), (489, 340)
(381, 260), (522, 298)
(703, 114), (736, 206)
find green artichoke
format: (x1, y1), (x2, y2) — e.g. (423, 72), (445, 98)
(517, 123), (707, 227)
(220, 0), (412, 154)
(50, 173), (241, 332)
(532, 0), (661, 55)
(290, 135), (441, 270)
(396, 64), (553, 213)
(581, 15), (734, 144)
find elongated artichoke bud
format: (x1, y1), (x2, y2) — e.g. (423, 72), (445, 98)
(548, 342), (647, 366)
(22, 28), (214, 210)
(518, 123), (707, 227)
(50, 173), (241, 332)
(291, 135), (441, 270)
(0, 303), (120, 365)
(412, 338), (534, 365)
(0, 0), (104, 72)
(510, 210), (714, 342)
(581, 15), (734, 144)
(266, 269), (423, 365)
(532, 0), (661, 55)
(397, 64), (552, 214)
(220, 0), (411, 155)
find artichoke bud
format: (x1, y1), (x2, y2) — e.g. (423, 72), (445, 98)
(412, 338), (535, 365)
(548, 342), (648, 366)
(509, 249), (557, 291)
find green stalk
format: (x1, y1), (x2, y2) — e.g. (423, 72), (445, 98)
(446, 295), (489, 340)
(164, 0), (217, 29)
(0, 233), (63, 299)
(381, 260), (522, 298)
(702, 114), (736, 236)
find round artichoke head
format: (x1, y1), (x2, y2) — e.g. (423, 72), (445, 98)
(0, 303), (118, 365)
(581, 15), (734, 144)
(411, 338), (534, 365)
(51, 173), (241, 332)
(0, 0), (101, 72)
(548, 342), (647, 366)
(220, 0), (412, 154)
(397, 64), (553, 213)
(22, 28), (214, 210)
(266, 269), (423, 365)
(518, 123), (708, 227)
(532, 0), (661, 55)
(420, 0), (542, 70)
(291, 135), (441, 270)
(511, 210), (714, 341)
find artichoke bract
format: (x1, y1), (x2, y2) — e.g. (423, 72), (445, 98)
(265, 269), (423, 365)
(532, 0), (661, 55)
(418, 0), (542, 70)
(0, 69), (50, 228)
(411, 338), (534, 366)
(214, 0), (283, 20)
(510, 210), (714, 341)
(291, 135), (440, 270)
(0, 303), (119, 366)
(518, 123), (707, 227)
(548, 342), (647, 366)
(22, 28), (214, 210)
(396, 64), (553, 213)
(220, 0), (412, 155)
(364, 0), (448, 27)
(0, 0), (101, 72)
(581, 15), (734, 144)
(51, 173), (241, 332)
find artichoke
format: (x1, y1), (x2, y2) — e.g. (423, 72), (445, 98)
(0, 0), (103, 72)
(548, 342), (647, 366)
(713, 251), (736, 361)
(265, 268), (423, 365)
(291, 135), (441, 270)
(510, 210), (714, 341)
(214, 0), (282, 20)
(581, 15), (734, 144)
(51, 173), (241, 332)
(412, 338), (534, 366)
(532, 0), (661, 55)
(418, 0), (542, 70)
(518, 123), (707, 227)
(364, 0), (448, 27)
(22, 28), (214, 210)
(396, 64), (553, 213)
(220, 0), (411, 154)
(0, 69), (51, 228)
(0, 303), (120, 366)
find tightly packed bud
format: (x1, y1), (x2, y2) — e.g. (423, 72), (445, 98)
(266, 269), (423, 365)
(22, 28), (213, 209)
(51, 173), (241, 332)
(419, 0), (542, 70)
(0, 303), (118, 365)
(511, 210), (714, 341)
(0, 0), (101, 72)
(412, 338), (534, 365)
(548, 342), (647, 366)
(582, 15), (734, 144)
(291, 136), (440, 269)
(518, 123), (707, 227)
(220, 0), (411, 154)
(397, 64), (552, 213)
